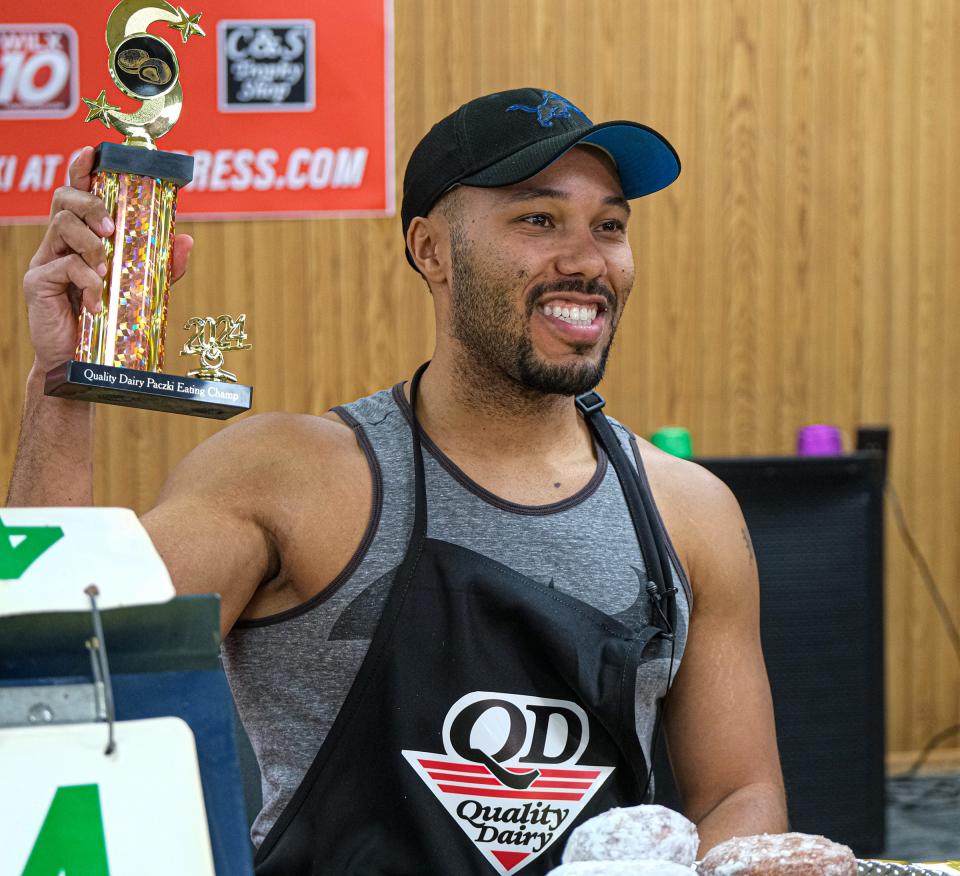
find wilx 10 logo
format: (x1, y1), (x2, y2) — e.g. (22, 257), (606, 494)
(0, 24), (78, 119)
(402, 691), (614, 875)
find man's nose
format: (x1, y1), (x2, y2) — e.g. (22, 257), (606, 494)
(553, 227), (606, 280)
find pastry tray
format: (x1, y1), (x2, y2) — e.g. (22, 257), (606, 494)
(690, 863), (948, 875)
(856, 865), (953, 875)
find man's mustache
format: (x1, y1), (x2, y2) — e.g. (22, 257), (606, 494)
(527, 278), (617, 315)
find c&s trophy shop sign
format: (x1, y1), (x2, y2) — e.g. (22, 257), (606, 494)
(43, 0), (252, 419)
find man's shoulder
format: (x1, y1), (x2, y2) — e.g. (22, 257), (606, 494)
(182, 377), (406, 481)
(634, 435), (736, 512)
(177, 409), (368, 489)
(628, 434), (745, 591)
(209, 409), (354, 450)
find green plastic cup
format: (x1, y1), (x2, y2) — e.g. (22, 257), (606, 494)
(650, 427), (694, 459)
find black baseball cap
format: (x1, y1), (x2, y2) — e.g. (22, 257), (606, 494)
(401, 87), (681, 269)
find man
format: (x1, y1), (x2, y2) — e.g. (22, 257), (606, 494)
(9, 88), (786, 874)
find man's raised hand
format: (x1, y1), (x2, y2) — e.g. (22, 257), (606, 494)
(22, 145), (193, 373)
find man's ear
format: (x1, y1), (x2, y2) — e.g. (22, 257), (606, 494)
(407, 216), (448, 283)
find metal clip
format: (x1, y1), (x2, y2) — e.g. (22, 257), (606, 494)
(84, 585), (116, 755)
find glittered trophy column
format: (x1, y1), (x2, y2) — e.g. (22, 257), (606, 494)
(45, 0), (252, 419)
(80, 151), (183, 372)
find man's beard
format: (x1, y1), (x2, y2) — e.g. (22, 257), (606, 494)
(448, 229), (621, 397)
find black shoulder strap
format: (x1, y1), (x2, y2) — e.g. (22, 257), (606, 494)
(406, 361), (431, 546)
(575, 390), (677, 636)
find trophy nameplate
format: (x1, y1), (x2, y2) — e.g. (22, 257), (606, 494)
(44, 0), (252, 420)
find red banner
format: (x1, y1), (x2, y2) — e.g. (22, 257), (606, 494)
(0, 0), (394, 222)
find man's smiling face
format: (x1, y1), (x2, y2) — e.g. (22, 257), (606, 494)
(440, 145), (635, 396)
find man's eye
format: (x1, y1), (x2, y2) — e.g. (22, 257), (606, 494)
(522, 214), (552, 227)
(598, 219), (626, 233)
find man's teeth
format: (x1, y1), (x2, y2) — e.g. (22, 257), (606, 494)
(541, 303), (598, 327)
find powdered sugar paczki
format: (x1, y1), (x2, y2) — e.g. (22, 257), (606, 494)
(560, 805), (700, 866)
(698, 832), (858, 875)
(548, 862), (696, 875)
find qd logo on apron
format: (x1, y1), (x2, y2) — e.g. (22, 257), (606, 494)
(402, 691), (614, 875)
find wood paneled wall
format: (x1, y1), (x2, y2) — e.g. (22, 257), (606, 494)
(2, 0), (959, 758)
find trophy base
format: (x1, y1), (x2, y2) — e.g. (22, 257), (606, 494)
(45, 361), (252, 420)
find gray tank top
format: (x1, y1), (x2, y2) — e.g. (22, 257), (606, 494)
(221, 383), (692, 847)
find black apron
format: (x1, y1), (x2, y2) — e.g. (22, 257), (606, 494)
(254, 365), (678, 876)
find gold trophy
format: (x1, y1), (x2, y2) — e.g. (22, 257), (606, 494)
(45, 0), (252, 419)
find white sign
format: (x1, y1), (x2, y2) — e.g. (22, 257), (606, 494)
(0, 717), (215, 875)
(0, 507), (174, 616)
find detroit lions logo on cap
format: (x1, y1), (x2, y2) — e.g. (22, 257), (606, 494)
(506, 90), (591, 128)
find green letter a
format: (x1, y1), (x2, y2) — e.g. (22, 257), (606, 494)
(22, 784), (109, 875)
(0, 517), (63, 580)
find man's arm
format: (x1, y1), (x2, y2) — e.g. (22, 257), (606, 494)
(4, 146), (272, 636)
(647, 453), (788, 855)
(7, 364), (94, 506)
(10, 388), (282, 635)
(139, 415), (283, 635)
(7, 144), (191, 509)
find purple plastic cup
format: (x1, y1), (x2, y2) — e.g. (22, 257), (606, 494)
(796, 424), (843, 456)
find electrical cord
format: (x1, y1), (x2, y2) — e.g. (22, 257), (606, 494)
(902, 724), (960, 777)
(884, 482), (960, 807)
(889, 724), (960, 816)
(886, 482), (960, 665)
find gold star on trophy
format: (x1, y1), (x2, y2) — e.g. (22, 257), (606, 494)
(82, 90), (120, 128)
(169, 6), (204, 42)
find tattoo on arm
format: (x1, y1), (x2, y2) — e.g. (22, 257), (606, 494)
(741, 526), (755, 565)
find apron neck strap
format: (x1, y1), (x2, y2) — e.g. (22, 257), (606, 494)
(407, 361), (431, 544)
(406, 366), (675, 636)
(575, 390), (677, 636)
